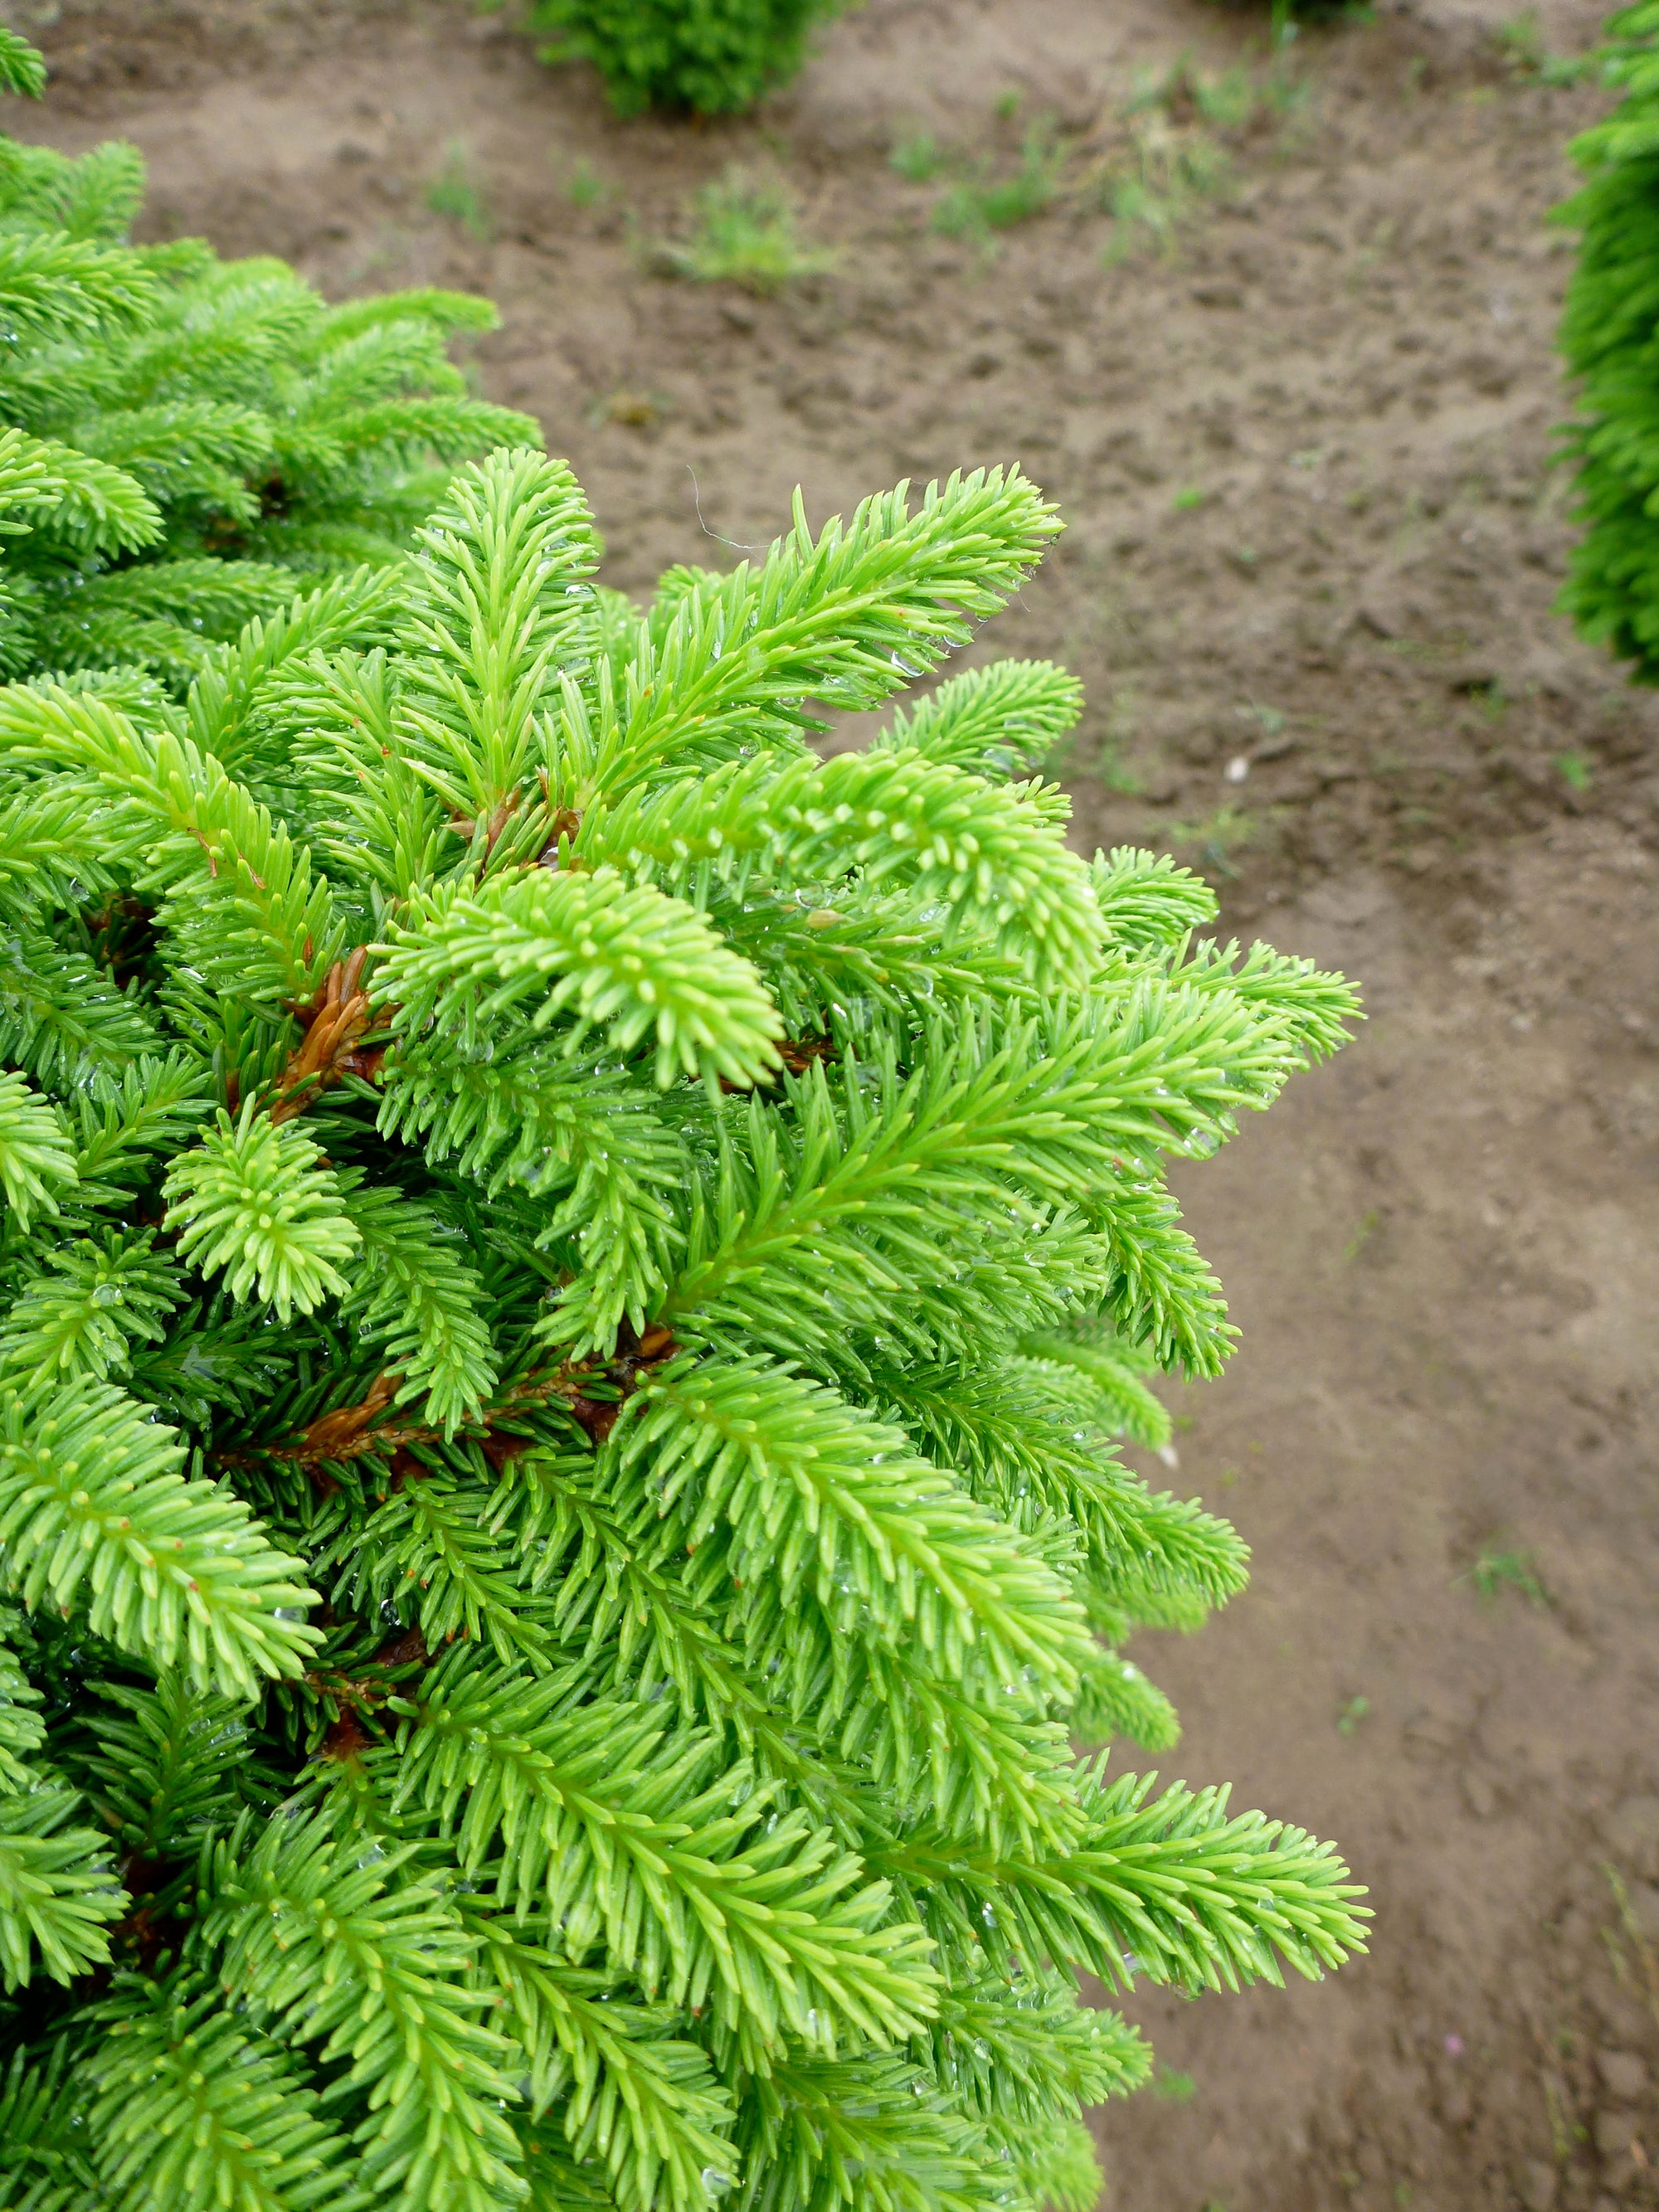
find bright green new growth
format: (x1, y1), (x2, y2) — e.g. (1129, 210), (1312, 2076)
(1556, 0), (1659, 675)
(522, 0), (845, 114)
(0, 35), (1365, 2201)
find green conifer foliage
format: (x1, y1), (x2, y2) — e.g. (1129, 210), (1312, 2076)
(0, 41), (536, 694)
(0, 39), (1368, 2205)
(0, 437), (1369, 2207)
(523, 0), (844, 115)
(1557, 0), (1659, 676)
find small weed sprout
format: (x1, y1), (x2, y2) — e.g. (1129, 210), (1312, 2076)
(932, 119), (1066, 240)
(1238, 700), (1287, 740)
(1492, 10), (1596, 82)
(426, 142), (493, 240)
(655, 168), (836, 294)
(1152, 2066), (1198, 2101)
(1041, 678), (1145, 795)
(1462, 1546), (1548, 1606)
(1162, 804), (1258, 874)
(1341, 1209), (1380, 1262)
(1097, 49), (1313, 260)
(1555, 749), (1593, 792)
(1336, 1695), (1370, 1736)
(890, 131), (946, 182)
(1130, 52), (1258, 129)
(1172, 484), (1208, 511)
(519, 0), (852, 115)
(566, 158), (606, 207)
(588, 387), (664, 427)
(1493, 10), (1547, 71)
(1604, 1865), (1659, 2025)
(1101, 115), (1232, 263)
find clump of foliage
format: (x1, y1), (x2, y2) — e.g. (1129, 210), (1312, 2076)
(890, 129), (948, 183)
(520, 0), (844, 115)
(1462, 1544), (1549, 1606)
(1555, 0), (1659, 678)
(932, 120), (1068, 242)
(654, 167), (835, 294)
(1093, 51), (1310, 263)
(0, 32), (534, 693)
(426, 140), (495, 242)
(0, 31), (1370, 2212)
(1491, 9), (1598, 82)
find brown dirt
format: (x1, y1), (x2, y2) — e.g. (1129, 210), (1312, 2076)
(9, 0), (1659, 2205)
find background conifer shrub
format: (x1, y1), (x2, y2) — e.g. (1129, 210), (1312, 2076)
(0, 33), (536, 695)
(0, 35), (1369, 2195)
(1556, 0), (1659, 678)
(520, 0), (845, 115)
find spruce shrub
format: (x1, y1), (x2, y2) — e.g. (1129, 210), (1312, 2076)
(1557, 0), (1659, 677)
(0, 32), (536, 694)
(522, 0), (844, 115)
(0, 29), (1369, 2212)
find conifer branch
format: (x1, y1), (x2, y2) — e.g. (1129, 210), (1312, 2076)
(268, 949), (384, 1121)
(0, 932), (165, 1087)
(0, 1069), (75, 1228)
(577, 746), (1103, 985)
(184, 566), (410, 770)
(0, 1786), (125, 1988)
(1070, 1646), (1182, 1752)
(84, 1971), (375, 2212)
(197, 1805), (527, 2212)
(381, 1650), (941, 2059)
(318, 1469), (557, 1667)
(0, 1228), (180, 1384)
(611, 1356), (1092, 1694)
(590, 467), (1062, 793)
(1088, 847), (1220, 947)
(877, 659), (1083, 780)
(1012, 1332), (1174, 1450)
(0, 2044), (99, 2212)
(377, 1041), (687, 1356)
(336, 1181), (499, 1433)
(0, 1380), (321, 1693)
(0, 779), (138, 920)
(729, 2053), (999, 2212)
(0, 27), (46, 97)
(0, 1641), (45, 1795)
(61, 1054), (216, 1212)
(379, 866), (783, 1089)
(163, 1105), (360, 1321)
(465, 1915), (737, 2212)
(883, 1767), (1370, 1996)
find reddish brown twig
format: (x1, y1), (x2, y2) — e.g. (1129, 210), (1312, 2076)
(261, 1323), (681, 1485)
(281, 1368), (403, 1467)
(535, 805), (583, 869)
(321, 1709), (374, 1762)
(271, 948), (387, 1123)
(718, 1033), (833, 1096)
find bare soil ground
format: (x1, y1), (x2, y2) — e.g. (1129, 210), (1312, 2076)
(8, 0), (1659, 2204)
